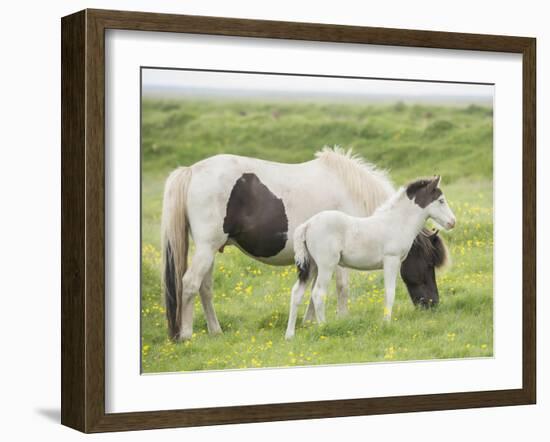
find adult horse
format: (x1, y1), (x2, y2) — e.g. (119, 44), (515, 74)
(162, 147), (448, 341)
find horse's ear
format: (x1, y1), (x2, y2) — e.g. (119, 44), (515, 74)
(426, 175), (440, 192)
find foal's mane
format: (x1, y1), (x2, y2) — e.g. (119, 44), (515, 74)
(374, 177), (438, 214)
(315, 146), (395, 215)
(374, 187), (407, 213)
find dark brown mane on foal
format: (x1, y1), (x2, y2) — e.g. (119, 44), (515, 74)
(405, 176), (442, 208)
(406, 178), (432, 195)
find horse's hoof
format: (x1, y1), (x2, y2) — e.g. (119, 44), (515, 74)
(285, 332), (295, 341)
(176, 331), (193, 341)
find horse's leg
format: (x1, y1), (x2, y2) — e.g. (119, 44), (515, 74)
(303, 271), (317, 324)
(382, 255), (400, 322)
(304, 267), (348, 321)
(335, 266), (349, 318)
(199, 263), (222, 335)
(303, 298), (315, 323)
(178, 246), (216, 341)
(311, 267), (333, 324)
(285, 278), (310, 340)
(304, 267), (347, 322)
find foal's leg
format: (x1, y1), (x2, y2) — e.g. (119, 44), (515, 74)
(305, 266), (344, 322)
(335, 266), (349, 318)
(303, 299), (315, 324)
(199, 263), (222, 335)
(311, 267), (333, 324)
(178, 246), (216, 341)
(285, 278), (311, 340)
(383, 255), (401, 322)
(303, 272), (317, 324)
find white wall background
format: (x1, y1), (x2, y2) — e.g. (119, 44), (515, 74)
(0, 0), (546, 440)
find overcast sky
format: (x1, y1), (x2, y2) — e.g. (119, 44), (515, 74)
(142, 68), (493, 104)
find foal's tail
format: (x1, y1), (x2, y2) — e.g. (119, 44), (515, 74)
(161, 167), (192, 340)
(294, 222), (312, 282)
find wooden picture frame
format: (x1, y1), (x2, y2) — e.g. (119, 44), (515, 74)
(61, 8), (536, 433)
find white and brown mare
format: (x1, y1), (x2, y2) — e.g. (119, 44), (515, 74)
(162, 148), (449, 341)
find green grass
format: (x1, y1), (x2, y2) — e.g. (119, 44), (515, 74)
(141, 99), (493, 373)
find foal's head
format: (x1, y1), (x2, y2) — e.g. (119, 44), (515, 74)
(406, 176), (456, 230)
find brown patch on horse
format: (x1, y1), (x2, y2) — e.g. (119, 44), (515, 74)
(223, 173), (288, 258)
(406, 176), (442, 208)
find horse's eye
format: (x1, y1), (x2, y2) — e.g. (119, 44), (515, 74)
(439, 199), (444, 204)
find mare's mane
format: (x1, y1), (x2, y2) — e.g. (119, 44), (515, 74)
(315, 146), (395, 215)
(413, 229), (450, 268)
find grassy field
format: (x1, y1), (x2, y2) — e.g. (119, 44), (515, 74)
(141, 98), (493, 373)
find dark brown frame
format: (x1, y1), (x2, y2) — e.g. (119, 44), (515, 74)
(61, 8), (536, 433)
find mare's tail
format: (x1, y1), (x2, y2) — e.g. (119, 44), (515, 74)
(161, 167), (192, 340)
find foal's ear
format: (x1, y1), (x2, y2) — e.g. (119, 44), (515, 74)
(426, 175), (441, 192)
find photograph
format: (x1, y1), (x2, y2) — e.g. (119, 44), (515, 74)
(140, 67), (494, 373)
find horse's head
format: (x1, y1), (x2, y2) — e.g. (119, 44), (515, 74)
(406, 176), (456, 230)
(400, 228), (448, 308)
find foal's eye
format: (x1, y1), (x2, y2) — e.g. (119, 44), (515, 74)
(439, 199), (444, 204)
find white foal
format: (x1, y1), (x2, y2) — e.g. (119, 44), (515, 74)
(285, 176), (456, 340)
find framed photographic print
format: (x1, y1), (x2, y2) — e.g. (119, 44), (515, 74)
(61, 9), (536, 433)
